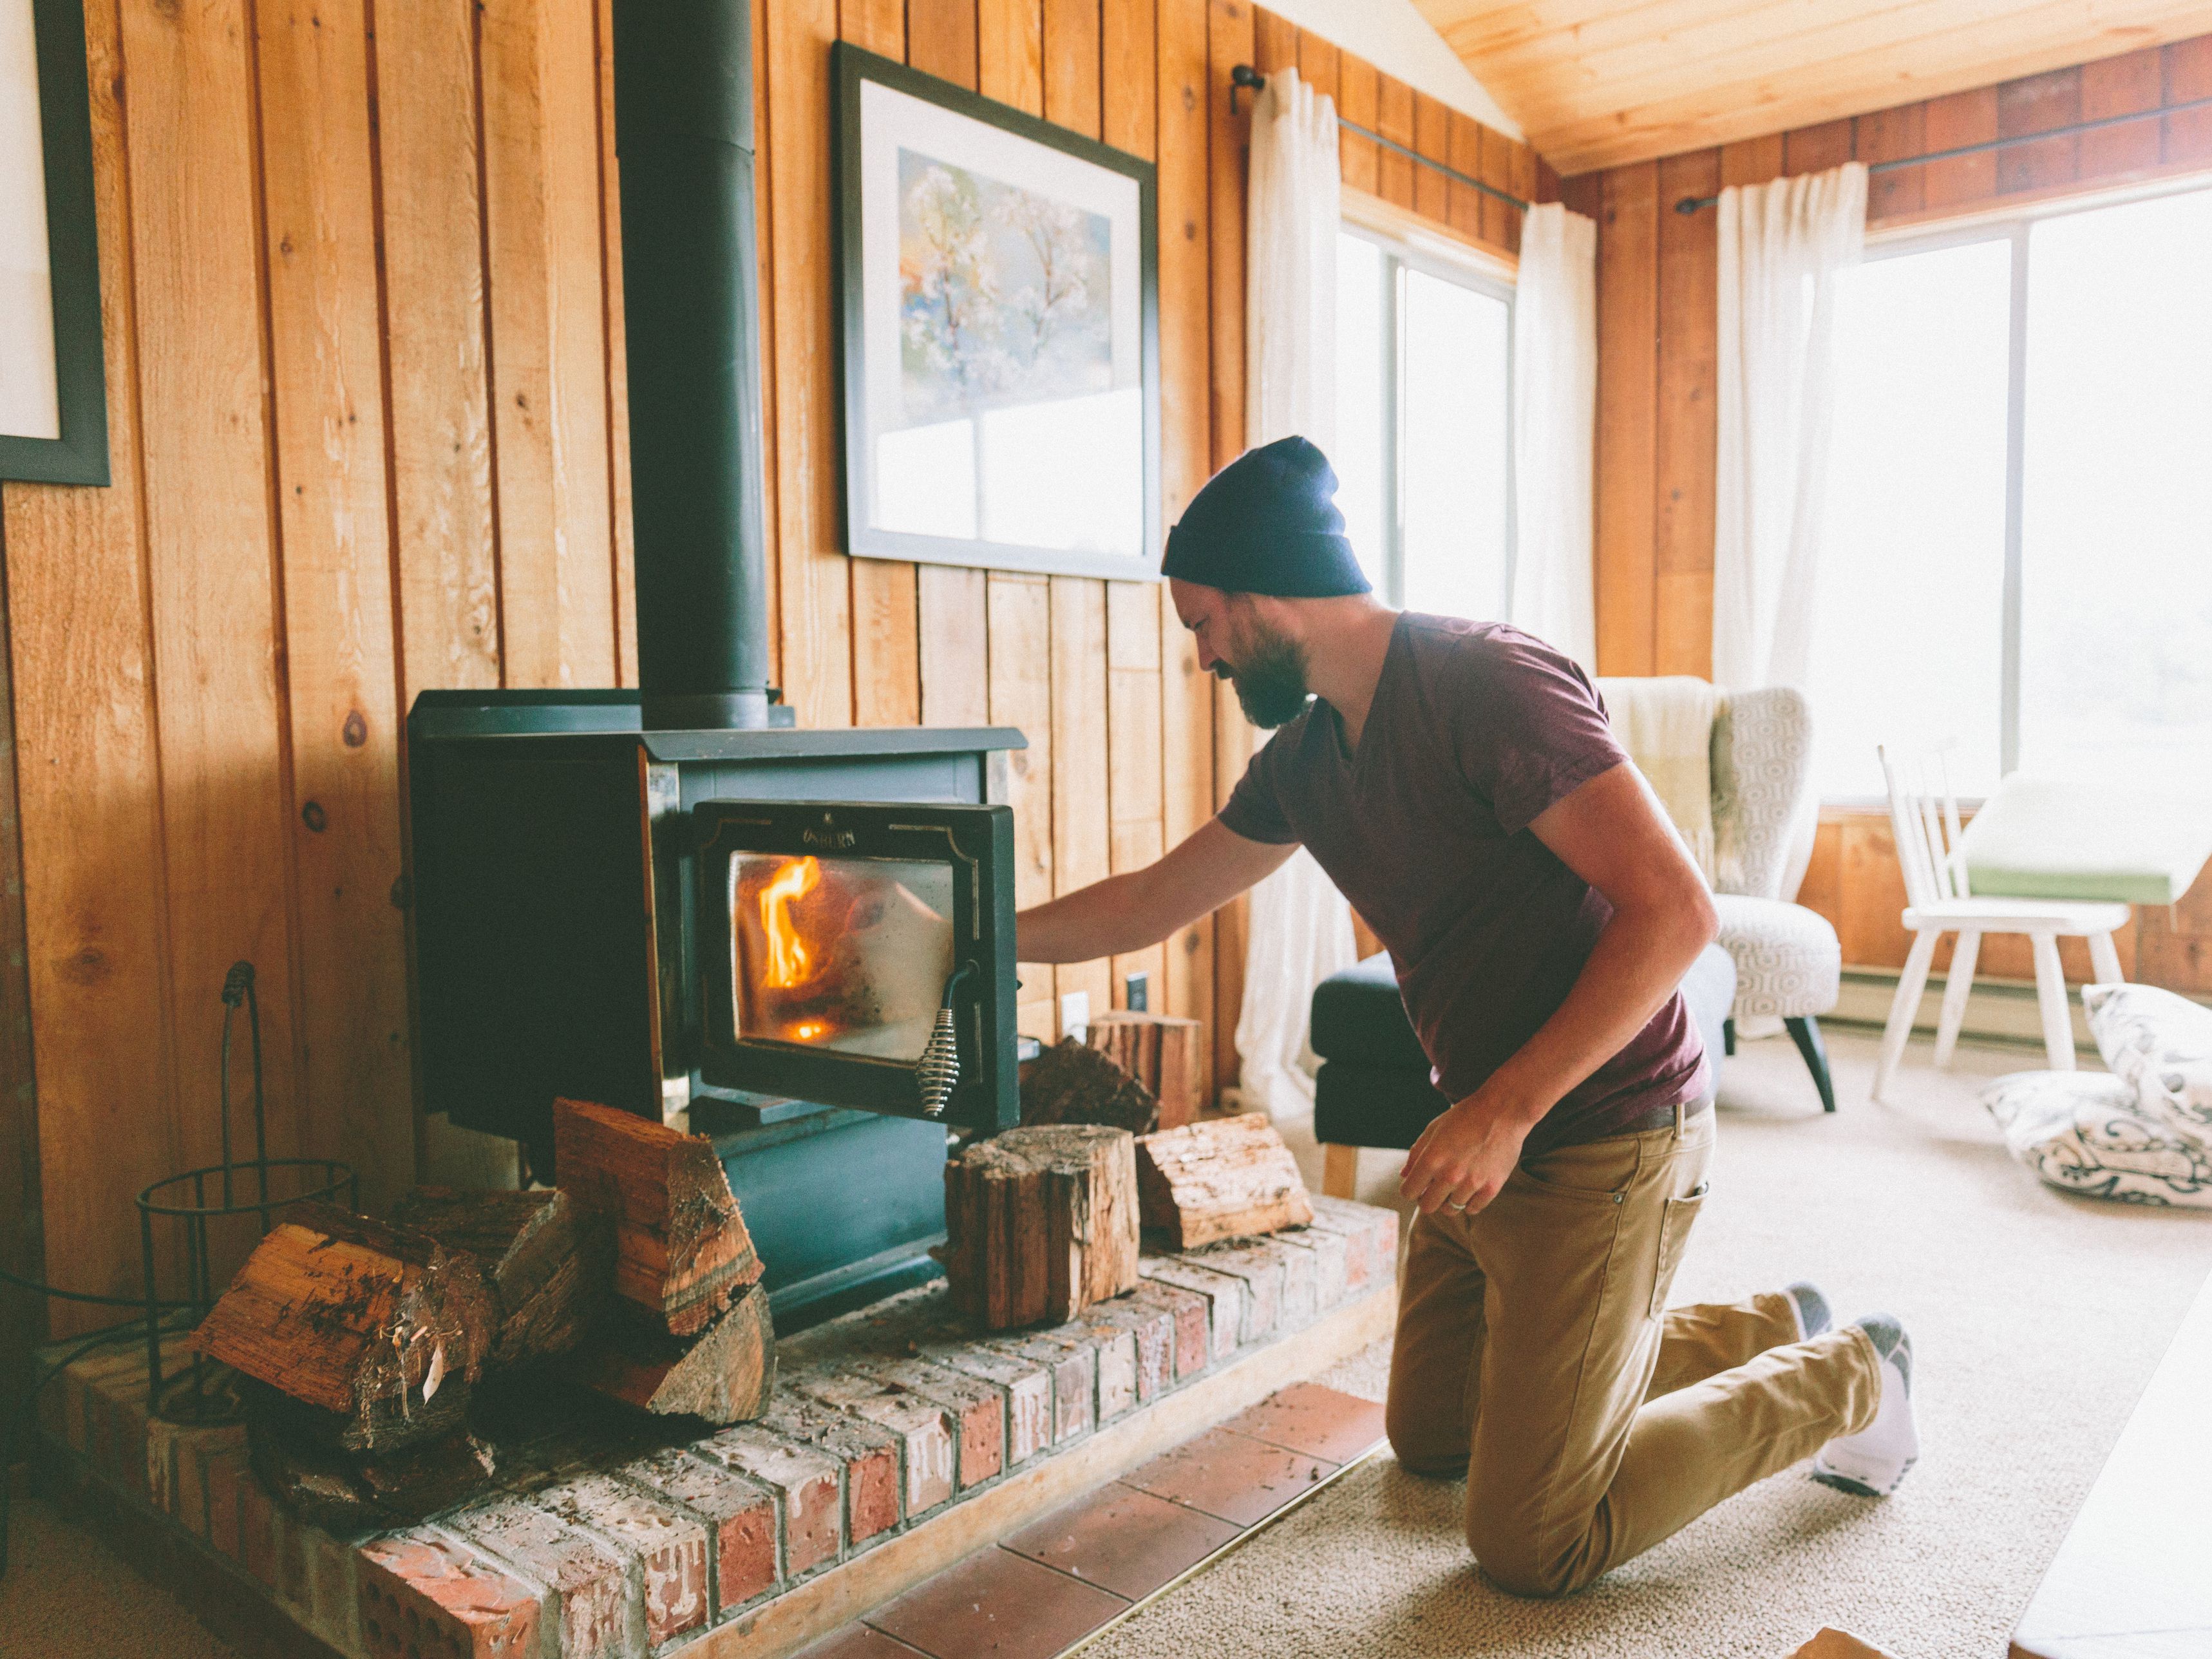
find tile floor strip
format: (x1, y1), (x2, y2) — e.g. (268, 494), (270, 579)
(1001, 1484), (1241, 1600)
(862, 1544), (1130, 1659)
(794, 1386), (1386, 1659)
(1054, 1440), (1386, 1659)
(796, 1626), (936, 1658)
(1120, 1427), (1337, 1528)
(1220, 1381), (1389, 1466)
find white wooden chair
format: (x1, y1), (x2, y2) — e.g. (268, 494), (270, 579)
(1873, 743), (2130, 1102)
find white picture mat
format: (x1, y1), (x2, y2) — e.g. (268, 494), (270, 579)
(0, 0), (59, 442)
(855, 76), (1149, 570)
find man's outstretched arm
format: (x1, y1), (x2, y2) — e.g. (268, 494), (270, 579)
(1399, 761), (1719, 1216)
(1017, 818), (1298, 963)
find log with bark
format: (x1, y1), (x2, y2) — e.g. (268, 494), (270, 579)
(1134, 1114), (1313, 1249)
(942, 1125), (1140, 1331)
(553, 1097), (763, 1336)
(388, 1186), (603, 1366)
(193, 1202), (498, 1453)
(1018, 1039), (1158, 1135)
(574, 1282), (777, 1424)
(1084, 1012), (1204, 1130)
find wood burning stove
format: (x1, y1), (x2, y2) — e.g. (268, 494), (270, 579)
(406, 703), (1025, 1327)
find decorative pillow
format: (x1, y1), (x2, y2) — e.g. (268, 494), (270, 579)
(2081, 983), (2212, 1141)
(1982, 1070), (2212, 1208)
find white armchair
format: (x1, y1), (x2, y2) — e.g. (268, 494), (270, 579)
(1708, 687), (1842, 1112)
(1599, 680), (1841, 1110)
(1601, 677), (1840, 1119)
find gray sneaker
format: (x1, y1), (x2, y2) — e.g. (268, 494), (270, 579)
(1811, 1314), (1917, 1497)
(1786, 1281), (1832, 1342)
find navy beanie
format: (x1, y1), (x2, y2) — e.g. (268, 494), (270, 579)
(1160, 436), (1372, 598)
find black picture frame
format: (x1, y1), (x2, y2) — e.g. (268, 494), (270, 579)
(831, 41), (1160, 582)
(0, 0), (108, 486)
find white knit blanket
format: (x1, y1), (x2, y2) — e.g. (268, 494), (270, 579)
(1596, 675), (1718, 882)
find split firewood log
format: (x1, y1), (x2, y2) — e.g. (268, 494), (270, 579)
(574, 1282), (776, 1425)
(388, 1186), (604, 1367)
(553, 1097), (762, 1337)
(1018, 1038), (1158, 1135)
(1134, 1114), (1313, 1249)
(942, 1125), (1140, 1331)
(1084, 1013), (1204, 1130)
(193, 1202), (498, 1453)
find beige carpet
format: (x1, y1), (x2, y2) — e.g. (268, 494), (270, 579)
(0, 1490), (240, 1659)
(8, 1030), (2209, 1659)
(1092, 1028), (2212, 1659)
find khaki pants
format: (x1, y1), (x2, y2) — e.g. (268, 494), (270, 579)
(1385, 1105), (1882, 1598)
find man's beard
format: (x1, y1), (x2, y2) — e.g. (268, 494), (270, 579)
(1221, 624), (1312, 728)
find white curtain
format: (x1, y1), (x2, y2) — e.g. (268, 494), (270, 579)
(1714, 161), (1866, 909)
(1712, 162), (1867, 694)
(1233, 68), (1359, 1122)
(1506, 203), (1598, 671)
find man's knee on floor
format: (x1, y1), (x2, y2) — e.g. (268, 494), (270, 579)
(1463, 1515), (1591, 1600)
(1384, 1402), (1467, 1478)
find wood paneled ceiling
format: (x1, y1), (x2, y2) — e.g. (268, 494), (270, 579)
(1414, 0), (2212, 173)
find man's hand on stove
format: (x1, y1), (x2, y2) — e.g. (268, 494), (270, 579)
(1399, 1085), (1540, 1218)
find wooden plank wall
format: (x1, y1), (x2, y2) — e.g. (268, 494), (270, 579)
(0, 0), (1541, 1364)
(1251, 6), (1548, 261)
(0, 0), (634, 1341)
(1563, 33), (2212, 995)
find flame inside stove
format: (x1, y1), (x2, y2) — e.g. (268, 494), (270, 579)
(758, 856), (822, 989)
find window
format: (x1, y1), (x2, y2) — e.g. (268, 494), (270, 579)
(1334, 230), (1514, 616)
(1813, 240), (2012, 797)
(1810, 184), (2212, 801)
(2018, 196), (2212, 784)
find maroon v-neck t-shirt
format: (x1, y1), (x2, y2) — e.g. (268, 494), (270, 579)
(1218, 613), (1709, 1153)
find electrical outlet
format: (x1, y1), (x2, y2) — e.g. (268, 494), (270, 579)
(1059, 990), (1090, 1043)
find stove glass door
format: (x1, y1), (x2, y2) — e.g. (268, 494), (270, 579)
(729, 852), (955, 1061)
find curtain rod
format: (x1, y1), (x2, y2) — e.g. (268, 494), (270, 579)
(1671, 92), (2212, 214)
(1231, 65), (1533, 212)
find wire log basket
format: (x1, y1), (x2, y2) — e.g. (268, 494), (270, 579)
(134, 961), (355, 1425)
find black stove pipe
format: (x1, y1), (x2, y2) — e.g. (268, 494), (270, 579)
(612, 0), (776, 730)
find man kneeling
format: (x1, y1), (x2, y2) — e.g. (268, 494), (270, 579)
(1016, 437), (1920, 1597)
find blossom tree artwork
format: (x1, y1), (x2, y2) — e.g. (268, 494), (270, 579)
(898, 149), (1113, 424)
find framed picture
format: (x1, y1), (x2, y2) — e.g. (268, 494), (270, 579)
(833, 42), (1158, 582)
(0, 0), (106, 486)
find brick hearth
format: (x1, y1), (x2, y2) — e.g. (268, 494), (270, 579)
(35, 1197), (1397, 1659)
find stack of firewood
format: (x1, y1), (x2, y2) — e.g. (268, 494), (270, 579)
(1083, 1012), (1204, 1130)
(942, 1023), (1316, 1332)
(193, 1096), (773, 1526)
(1015, 1011), (1206, 1137)
(555, 1095), (776, 1423)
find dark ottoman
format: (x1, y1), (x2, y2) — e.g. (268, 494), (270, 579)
(1312, 941), (1738, 1158)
